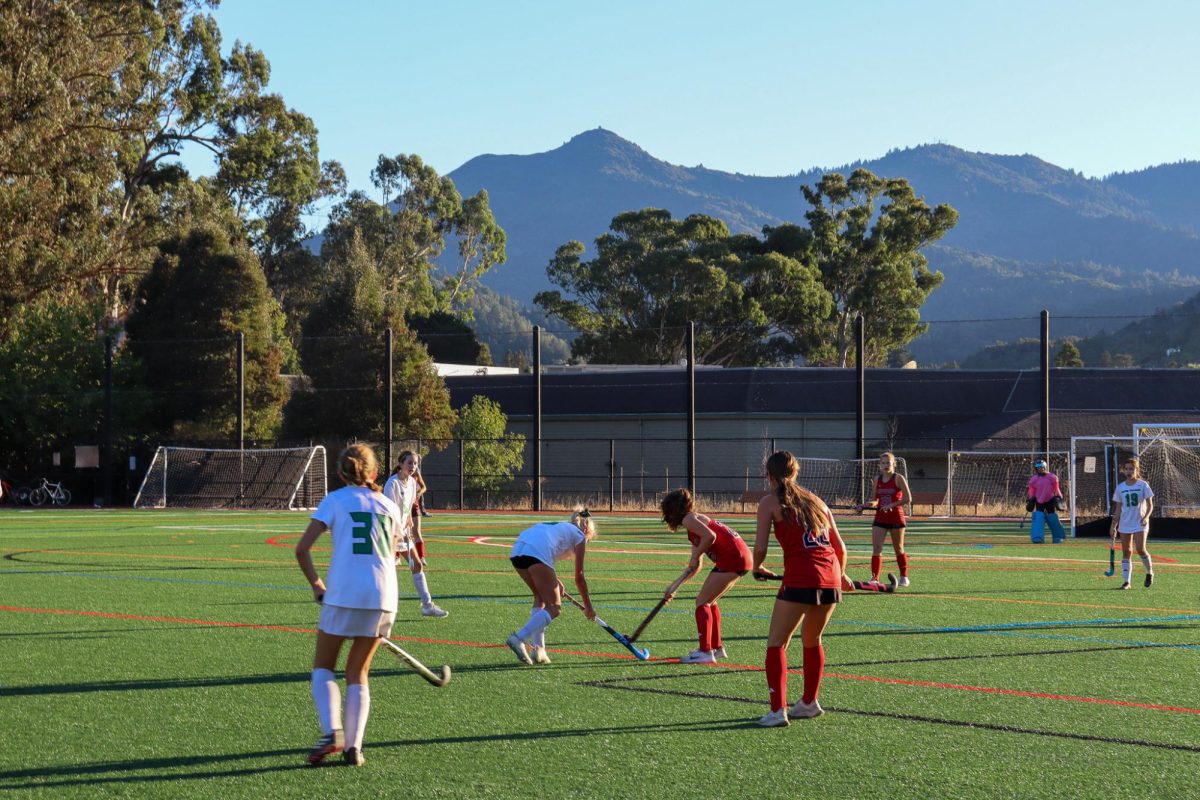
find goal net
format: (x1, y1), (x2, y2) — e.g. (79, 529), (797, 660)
(133, 446), (327, 510)
(947, 451), (1069, 518)
(1132, 425), (1200, 518)
(795, 456), (908, 509)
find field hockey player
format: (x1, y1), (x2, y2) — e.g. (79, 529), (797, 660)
(1026, 458), (1067, 544)
(753, 451), (854, 727)
(506, 509), (597, 665)
(383, 451), (448, 618)
(857, 451), (913, 587)
(294, 444), (402, 767)
(1111, 457), (1155, 589)
(659, 487), (753, 663)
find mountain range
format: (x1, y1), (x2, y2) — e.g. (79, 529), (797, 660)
(446, 128), (1200, 364)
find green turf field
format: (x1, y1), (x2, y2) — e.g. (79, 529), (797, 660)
(1, 509), (1198, 799)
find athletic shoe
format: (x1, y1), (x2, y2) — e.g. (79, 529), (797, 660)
(758, 708), (790, 727)
(343, 747), (365, 767)
(506, 633), (533, 665)
(712, 646), (728, 659)
(1119, 581), (1131, 590)
(306, 729), (344, 765)
(533, 646), (552, 664)
(886, 573), (899, 592)
(421, 602), (449, 618)
(1145, 573), (1154, 588)
(898, 576), (910, 587)
(680, 649), (717, 664)
(789, 698), (825, 719)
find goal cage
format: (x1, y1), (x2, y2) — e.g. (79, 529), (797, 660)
(133, 446), (328, 510)
(794, 456), (908, 509)
(1069, 429), (1200, 539)
(946, 451), (1070, 519)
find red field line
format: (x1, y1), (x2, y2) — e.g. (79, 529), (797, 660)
(4, 604), (1198, 716)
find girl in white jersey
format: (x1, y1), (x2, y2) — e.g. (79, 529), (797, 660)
(1110, 457), (1155, 590)
(505, 510), (597, 665)
(295, 444), (402, 767)
(382, 451), (448, 618)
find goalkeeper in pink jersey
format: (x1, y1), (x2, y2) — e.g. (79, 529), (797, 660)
(1026, 459), (1066, 544)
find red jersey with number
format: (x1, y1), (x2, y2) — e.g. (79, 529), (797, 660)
(688, 519), (752, 572)
(873, 475), (906, 526)
(774, 512), (841, 589)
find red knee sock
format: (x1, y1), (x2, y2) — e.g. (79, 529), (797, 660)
(694, 605), (713, 651)
(766, 646), (787, 711)
(802, 645), (825, 704)
(710, 603), (723, 649)
(896, 551), (908, 577)
(415, 540), (427, 561)
(870, 554), (883, 581)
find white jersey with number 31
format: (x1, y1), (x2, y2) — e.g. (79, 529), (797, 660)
(312, 485), (401, 611)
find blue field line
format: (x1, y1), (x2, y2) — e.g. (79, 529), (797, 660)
(8, 569), (1200, 652)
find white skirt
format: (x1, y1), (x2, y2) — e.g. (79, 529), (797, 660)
(318, 604), (396, 638)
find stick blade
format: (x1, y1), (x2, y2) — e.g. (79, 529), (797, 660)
(436, 665), (451, 686)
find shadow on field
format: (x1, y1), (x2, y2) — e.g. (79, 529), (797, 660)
(0, 672), (313, 697)
(0, 720), (756, 791)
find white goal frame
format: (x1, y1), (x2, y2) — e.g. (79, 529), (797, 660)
(133, 446), (327, 510)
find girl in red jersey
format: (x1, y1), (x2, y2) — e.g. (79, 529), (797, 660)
(659, 488), (754, 664)
(753, 450), (854, 727)
(857, 451), (913, 587)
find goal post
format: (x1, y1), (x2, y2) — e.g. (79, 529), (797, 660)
(133, 446), (327, 510)
(946, 450), (1070, 520)
(1071, 433), (1200, 538)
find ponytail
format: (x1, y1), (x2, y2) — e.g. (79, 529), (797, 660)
(338, 444), (380, 491)
(765, 450), (828, 534)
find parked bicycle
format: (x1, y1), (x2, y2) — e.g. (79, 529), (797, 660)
(29, 477), (71, 507)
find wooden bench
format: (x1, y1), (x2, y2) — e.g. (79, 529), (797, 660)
(910, 491), (946, 515)
(739, 490), (771, 512)
(910, 491), (985, 515)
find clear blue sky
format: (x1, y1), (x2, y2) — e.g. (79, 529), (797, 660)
(197, 0), (1198, 200)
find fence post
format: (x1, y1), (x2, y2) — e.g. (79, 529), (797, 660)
(687, 321), (695, 494)
(856, 314), (865, 506)
(458, 437), (465, 510)
(533, 326), (542, 511)
(609, 439), (615, 512)
(102, 335), (113, 507)
(1040, 309), (1050, 456)
(385, 327), (393, 470)
(236, 332), (245, 449)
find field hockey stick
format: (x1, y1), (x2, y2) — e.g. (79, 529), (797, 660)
(561, 591), (651, 660)
(753, 571), (896, 593)
(380, 638), (451, 687)
(628, 597), (669, 644)
(1104, 525), (1117, 577)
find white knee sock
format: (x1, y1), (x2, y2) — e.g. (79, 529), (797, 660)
(1122, 559), (1132, 582)
(530, 607), (546, 648)
(412, 571), (433, 604)
(344, 683), (370, 750)
(311, 668), (341, 734)
(516, 608), (552, 642)
(1140, 554), (1153, 574)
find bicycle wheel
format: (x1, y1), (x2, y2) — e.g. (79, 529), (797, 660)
(53, 488), (71, 506)
(15, 487), (31, 505)
(29, 487), (47, 506)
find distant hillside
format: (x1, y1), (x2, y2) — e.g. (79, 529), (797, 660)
(445, 129), (1200, 362)
(960, 287), (1200, 369)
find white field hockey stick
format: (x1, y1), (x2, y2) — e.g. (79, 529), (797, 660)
(380, 638), (451, 687)
(561, 591), (650, 660)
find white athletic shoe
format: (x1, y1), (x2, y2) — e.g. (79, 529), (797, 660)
(898, 576), (910, 587)
(680, 649), (717, 664)
(421, 603), (449, 618)
(506, 633), (533, 665)
(788, 698), (825, 719)
(758, 708), (789, 727)
(712, 646), (728, 660)
(532, 646), (552, 664)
